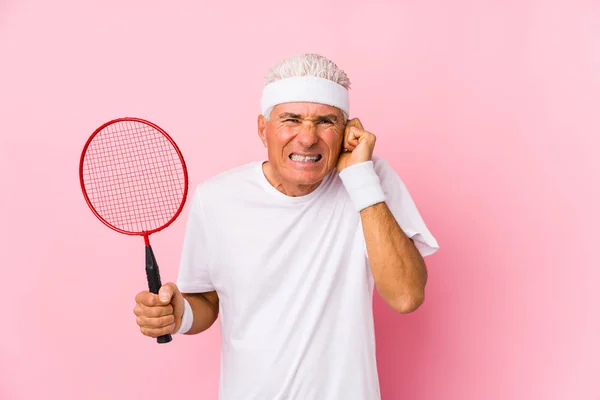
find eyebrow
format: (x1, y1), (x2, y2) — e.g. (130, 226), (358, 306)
(314, 114), (339, 123)
(278, 113), (303, 120)
(277, 113), (339, 123)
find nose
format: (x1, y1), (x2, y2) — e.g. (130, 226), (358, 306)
(296, 124), (319, 148)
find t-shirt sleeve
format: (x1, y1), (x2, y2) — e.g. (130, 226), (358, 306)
(373, 156), (439, 257)
(176, 185), (215, 293)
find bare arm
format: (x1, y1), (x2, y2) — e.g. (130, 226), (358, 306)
(181, 291), (219, 335)
(361, 202), (428, 313)
(336, 117), (430, 314)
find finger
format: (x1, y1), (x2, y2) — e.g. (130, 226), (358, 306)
(357, 130), (375, 145)
(138, 293), (166, 307)
(136, 314), (176, 329)
(133, 302), (174, 317)
(140, 323), (176, 338)
(345, 117), (364, 130)
(344, 140), (357, 152)
(135, 291), (164, 307)
(343, 133), (355, 151)
(345, 126), (361, 149)
(162, 282), (185, 317)
(158, 284), (174, 304)
(159, 282), (182, 305)
(135, 290), (151, 305)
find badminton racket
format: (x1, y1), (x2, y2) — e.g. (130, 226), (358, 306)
(79, 117), (189, 344)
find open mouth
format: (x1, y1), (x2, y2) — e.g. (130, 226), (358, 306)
(289, 154), (322, 163)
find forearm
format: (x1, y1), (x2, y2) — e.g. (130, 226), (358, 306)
(361, 202), (427, 313)
(182, 292), (219, 335)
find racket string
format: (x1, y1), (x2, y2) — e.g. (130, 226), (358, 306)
(82, 120), (186, 233)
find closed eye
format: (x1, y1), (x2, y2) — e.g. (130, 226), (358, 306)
(315, 115), (338, 125)
(278, 113), (339, 125)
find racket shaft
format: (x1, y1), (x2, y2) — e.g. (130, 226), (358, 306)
(145, 245), (173, 344)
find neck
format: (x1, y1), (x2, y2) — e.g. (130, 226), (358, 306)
(262, 162), (322, 197)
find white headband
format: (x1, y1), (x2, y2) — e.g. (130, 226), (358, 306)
(260, 76), (349, 117)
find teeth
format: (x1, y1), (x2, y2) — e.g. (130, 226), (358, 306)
(290, 154), (320, 162)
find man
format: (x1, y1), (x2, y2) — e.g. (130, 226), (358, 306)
(133, 53), (439, 399)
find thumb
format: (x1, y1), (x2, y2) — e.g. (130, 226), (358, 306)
(161, 283), (185, 323)
(158, 283), (176, 304)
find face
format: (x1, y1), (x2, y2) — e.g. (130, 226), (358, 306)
(257, 102), (345, 196)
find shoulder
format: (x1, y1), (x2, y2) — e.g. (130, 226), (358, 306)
(371, 155), (402, 182)
(368, 156), (414, 199)
(191, 161), (261, 204)
(371, 155), (390, 170)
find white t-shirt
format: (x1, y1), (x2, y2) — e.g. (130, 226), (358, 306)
(176, 156), (439, 400)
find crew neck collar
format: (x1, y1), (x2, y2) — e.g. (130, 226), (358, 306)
(254, 161), (333, 203)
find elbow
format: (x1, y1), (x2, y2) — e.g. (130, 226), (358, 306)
(388, 291), (425, 314)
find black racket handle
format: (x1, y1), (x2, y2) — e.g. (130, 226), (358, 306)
(145, 245), (172, 344)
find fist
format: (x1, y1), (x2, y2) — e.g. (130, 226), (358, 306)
(337, 118), (376, 172)
(133, 282), (184, 338)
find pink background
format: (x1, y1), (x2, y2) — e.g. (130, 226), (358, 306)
(1, 0), (599, 399)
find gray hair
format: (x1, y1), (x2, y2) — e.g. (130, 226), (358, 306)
(263, 53), (351, 122)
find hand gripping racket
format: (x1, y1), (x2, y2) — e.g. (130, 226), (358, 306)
(79, 117), (188, 344)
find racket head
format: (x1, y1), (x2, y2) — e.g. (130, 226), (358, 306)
(79, 117), (189, 237)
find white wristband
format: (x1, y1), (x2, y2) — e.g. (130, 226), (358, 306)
(338, 160), (386, 212)
(175, 298), (194, 334)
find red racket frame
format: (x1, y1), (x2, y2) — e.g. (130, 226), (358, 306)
(78, 117), (189, 245)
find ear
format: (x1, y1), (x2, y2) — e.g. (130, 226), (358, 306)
(257, 114), (268, 148)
